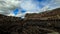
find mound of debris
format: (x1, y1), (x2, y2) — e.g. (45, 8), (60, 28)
(0, 8), (60, 34)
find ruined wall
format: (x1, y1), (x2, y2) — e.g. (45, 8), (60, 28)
(25, 8), (60, 20)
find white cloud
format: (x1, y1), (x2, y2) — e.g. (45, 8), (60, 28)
(0, 0), (20, 9)
(48, 0), (60, 10)
(0, 0), (22, 16)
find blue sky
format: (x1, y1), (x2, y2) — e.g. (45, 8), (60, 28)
(13, 8), (19, 15)
(0, 0), (60, 17)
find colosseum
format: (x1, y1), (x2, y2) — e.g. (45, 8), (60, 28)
(0, 8), (60, 34)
